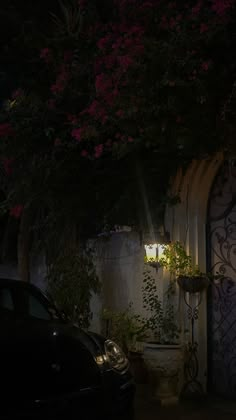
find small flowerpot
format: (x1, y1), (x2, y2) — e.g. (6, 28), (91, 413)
(177, 275), (209, 294)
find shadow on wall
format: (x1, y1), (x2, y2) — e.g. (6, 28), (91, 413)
(95, 231), (144, 314)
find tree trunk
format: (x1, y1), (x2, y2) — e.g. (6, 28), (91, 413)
(17, 207), (32, 282)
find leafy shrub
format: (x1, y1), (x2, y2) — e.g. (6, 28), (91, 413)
(101, 303), (147, 354)
(47, 248), (101, 328)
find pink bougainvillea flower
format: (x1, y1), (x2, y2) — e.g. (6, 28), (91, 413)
(81, 149), (88, 157)
(97, 35), (111, 50)
(94, 144), (104, 158)
(200, 23), (208, 33)
(95, 73), (112, 94)
(0, 123), (14, 137)
(112, 37), (123, 50)
(50, 65), (69, 95)
(201, 61), (211, 71)
(128, 136), (134, 142)
(40, 47), (50, 58)
(211, 0), (233, 16)
(87, 100), (99, 116)
(67, 114), (78, 124)
(50, 82), (64, 95)
(2, 158), (14, 176)
(116, 109), (124, 117)
(71, 128), (83, 141)
(192, 1), (202, 15)
(10, 205), (24, 219)
(117, 55), (134, 70)
(129, 25), (144, 36)
(40, 48), (52, 63)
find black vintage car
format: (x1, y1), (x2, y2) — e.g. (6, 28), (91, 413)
(0, 279), (135, 418)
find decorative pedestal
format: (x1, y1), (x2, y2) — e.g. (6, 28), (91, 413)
(177, 275), (209, 400)
(143, 343), (184, 405)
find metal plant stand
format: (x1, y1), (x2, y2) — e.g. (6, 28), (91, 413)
(180, 290), (204, 399)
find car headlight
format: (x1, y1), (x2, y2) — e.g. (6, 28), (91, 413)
(105, 339), (129, 371)
(95, 340), (129, 372)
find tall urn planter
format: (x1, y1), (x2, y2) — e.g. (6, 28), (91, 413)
(143, 342), (184, 405)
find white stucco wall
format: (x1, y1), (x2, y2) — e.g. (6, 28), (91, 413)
(92, 231), (145, 314)
(90, 230), (171, 336)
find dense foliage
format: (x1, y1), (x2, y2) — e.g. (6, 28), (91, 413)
(0, 0), (236, 256)
(47, 248), (101, 328)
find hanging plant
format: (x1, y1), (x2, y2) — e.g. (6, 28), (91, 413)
(177, 275), (209, 294)
(158, 241), (210, 293)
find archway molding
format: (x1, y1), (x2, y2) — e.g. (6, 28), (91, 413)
(164, 152), (224, 391)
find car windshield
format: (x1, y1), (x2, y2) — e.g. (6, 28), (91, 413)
(0, 282), (65, 322)
(16, 287), (56, 321)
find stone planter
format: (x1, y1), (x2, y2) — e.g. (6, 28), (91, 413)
(143, 342), (184, 405)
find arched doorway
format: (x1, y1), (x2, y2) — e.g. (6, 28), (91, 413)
(207, 160), (236, 398)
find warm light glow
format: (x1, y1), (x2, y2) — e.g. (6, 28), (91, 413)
(157, 244), (166, 258)
(144, 243), (158, 262)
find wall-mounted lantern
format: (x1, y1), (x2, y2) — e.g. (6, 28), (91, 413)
(144, 243), (158, 263)
(144, 230), (170, 270)
(144, 243), (163, 269)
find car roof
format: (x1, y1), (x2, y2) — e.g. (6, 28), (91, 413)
(0, 278), (39, 291)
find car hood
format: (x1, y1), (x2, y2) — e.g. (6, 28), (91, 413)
(46, 320), (106, 357)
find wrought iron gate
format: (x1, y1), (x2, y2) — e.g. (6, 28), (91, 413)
(207, 160), (236, 398)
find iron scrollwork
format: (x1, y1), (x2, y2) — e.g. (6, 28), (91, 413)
(181, 291), (205, 398)
(208, 160), (236, 398)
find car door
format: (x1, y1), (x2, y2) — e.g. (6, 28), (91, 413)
(11, 284), (60, 401)
(0, 284), (19, 403)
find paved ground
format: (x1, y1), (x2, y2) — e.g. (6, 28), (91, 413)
(134, 385), (236, 420)
(2, 385), (236, 420)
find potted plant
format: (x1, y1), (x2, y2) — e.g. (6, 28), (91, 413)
(101, 304), (148, 383)
(141, 266), (183, 404)
(158, 241), (210, 293)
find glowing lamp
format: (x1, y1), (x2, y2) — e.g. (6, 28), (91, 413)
(157, 244), (165, 259)
(144, 243), (158, 263)
(144, 243), (162, 270)
(144, 229), (170, 270)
